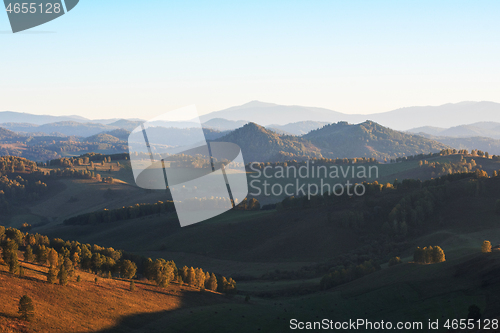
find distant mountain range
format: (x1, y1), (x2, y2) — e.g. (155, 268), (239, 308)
(408, 122), (500, 139)
(198, 101), (500, 130)
(3, 100), (500, 161)
(3, 100), (500, 132)
(0, 111), (88, 125)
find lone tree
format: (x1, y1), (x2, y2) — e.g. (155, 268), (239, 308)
(482, 240), (492, 253)
(18, 295), (35, 321)
(58, 265), (68, 286)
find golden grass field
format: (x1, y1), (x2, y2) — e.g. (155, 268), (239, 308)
(0, 257), (232, 333)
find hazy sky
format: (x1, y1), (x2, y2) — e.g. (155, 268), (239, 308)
(1, 1), (499, 120)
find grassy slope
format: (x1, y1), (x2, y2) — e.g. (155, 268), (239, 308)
(89, 251), (500, 333)
(0, 260), (233, 333)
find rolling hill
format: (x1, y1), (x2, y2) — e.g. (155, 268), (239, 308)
(417, 135), (500, 155)
(215, 122), (322, 162)
(304, 121), (449, 160)
(409, 122), (500, 140)
(0, 251), (234, 333)
(214, 121), (450, 162)
(0, 127), (22, 141)
(84, 133), (123, 144)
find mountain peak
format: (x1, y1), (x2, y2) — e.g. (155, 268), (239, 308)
(239, 101), (277, 108)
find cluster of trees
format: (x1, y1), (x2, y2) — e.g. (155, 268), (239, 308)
(0, 132), (128, 162)
(320, 260), (380, 290)
(65, 196), (262, 226)
(45, 168), (100, 180)
(383, 170), (492, 237)
(417, 155), (486, 177)
(234, 198), (261, 211)
(392, 148), (500, 164)
(392, 149), (461, 163)
(0, 226), (237, 293)
(0, 156), (38, 174)
(383, 187), (444, 237)
(0, 174), (48, 202)
(45, 153), (127, 168)
(0, 157), (49, 206)
(64, 201), (176, 225)
(413, 246), (446, 264)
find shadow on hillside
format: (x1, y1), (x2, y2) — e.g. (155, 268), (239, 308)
(0, 311), (19, 320)
(91, 310), (179, 333)
(90, 289), (232, 333)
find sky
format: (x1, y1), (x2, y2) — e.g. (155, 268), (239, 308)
(1, 0), (500, 121)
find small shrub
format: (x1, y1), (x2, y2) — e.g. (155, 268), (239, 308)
(388, 257), (403, 266)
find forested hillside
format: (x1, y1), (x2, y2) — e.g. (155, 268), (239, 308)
(304, 121), (449, 160)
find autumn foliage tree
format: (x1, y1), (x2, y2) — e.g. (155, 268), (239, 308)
(413, 246), (445, 264)
(482, 240), (492, 253)
(58, 265), (68, 286)
(120, 260), (137, 279)
(1, 238), (19, 273)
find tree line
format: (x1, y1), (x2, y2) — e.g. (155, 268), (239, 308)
(320, 260), (380, 290)
(413, 246), (446, 264)
(0, 226), (236, 293)
(64, 197), (262, 226)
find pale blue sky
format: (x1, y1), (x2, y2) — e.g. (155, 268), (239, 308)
(1, 1), (499, 120)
